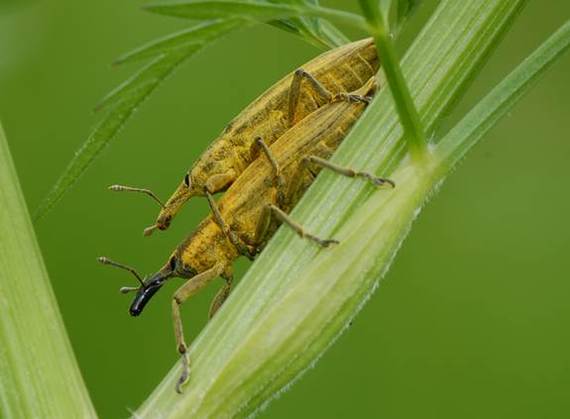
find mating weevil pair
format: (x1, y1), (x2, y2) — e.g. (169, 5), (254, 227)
(99, 38), (394, 392)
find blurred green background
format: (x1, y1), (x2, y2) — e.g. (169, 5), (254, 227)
(1, 1), (569, 418)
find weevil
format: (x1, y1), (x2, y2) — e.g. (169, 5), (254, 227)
(111, 37), (378, 235)
(100, 77), (394, 392)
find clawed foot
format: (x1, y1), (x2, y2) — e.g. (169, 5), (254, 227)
(317, 238), (340, 247)
(307, 235), (339, 248)
(369, 176), (395, 188)
(332, 92), (371, 104)
(175, 352), (190, 394)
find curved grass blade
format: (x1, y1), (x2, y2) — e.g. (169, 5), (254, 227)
(103, 19), (244, 110)
(113, 19), (243, 66)
(95, 47), (200, 112)
(143, 0), (303, 21)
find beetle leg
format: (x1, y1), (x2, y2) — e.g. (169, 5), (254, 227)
(332, 77), (378, 105)
(208, 269), (233, 320)
(279, 141), (331, 210)
(204, 170), (236, 195)
(287, 139), (394, 194)
(172, 263), (225, 393)
(331, 92), (372, 105)
(304, 155), (395, 188)
(206, 192), (256, 260)
(288, 68), (334, 126)
(266, 204), (338, 247)
(254, 204), (273, 246)
(255, 202), (337, 247)
(251, 137), (285, 188)
(251, 136), (289, 217)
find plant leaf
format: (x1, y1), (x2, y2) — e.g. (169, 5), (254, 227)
(95, 47), (200, 112)
(113, 19), (244, 66)
(143, 0), (303, 21)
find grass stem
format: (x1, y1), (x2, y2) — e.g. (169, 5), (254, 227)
(0, 123), (97, 418)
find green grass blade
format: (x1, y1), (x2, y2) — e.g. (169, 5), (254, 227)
(436, 20), (570, 168)
(96, 47), (200, 111)
(143, 0), (304, 21)
(34, 49), (192, 221)
(0, 123), (97, 418)
(113, 19), (244, 66)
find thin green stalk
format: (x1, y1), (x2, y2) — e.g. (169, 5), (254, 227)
(358, 0), (427, 161)
(0, 123), (97, 418)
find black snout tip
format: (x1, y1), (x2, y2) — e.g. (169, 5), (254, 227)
(129, 305), (143, 317)
(128, 279), (165, 317)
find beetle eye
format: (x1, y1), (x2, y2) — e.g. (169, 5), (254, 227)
(183, 173), (190, 187)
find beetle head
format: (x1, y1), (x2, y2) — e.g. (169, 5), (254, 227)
(148, 172), (196, 234)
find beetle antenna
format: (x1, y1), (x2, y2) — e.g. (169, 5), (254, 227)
(98, 256), (145, 288)
(108, 184), (165, 209)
